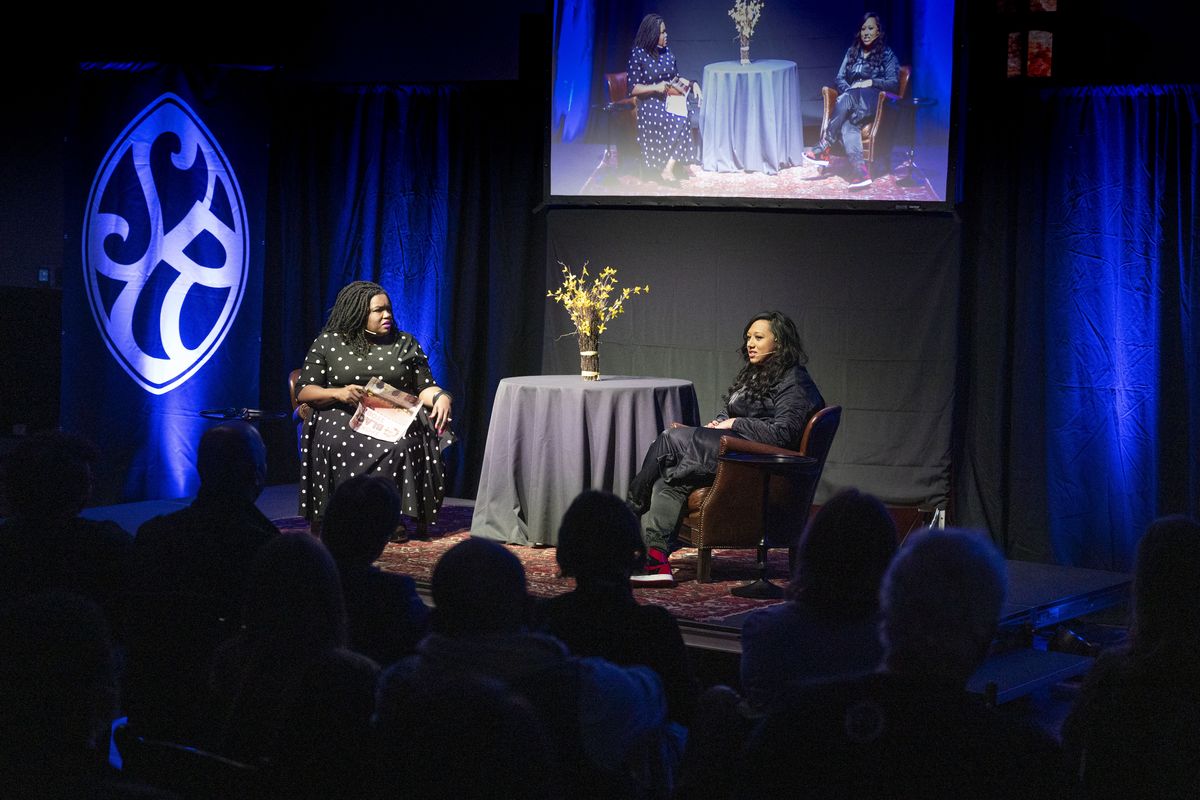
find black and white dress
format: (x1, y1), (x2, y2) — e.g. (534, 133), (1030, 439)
(297, 331), (445, 523)
(627, 45), (694, 170)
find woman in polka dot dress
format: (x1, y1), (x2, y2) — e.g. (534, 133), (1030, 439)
(296, 281), (452, 533)
(627, 13), (698, 182)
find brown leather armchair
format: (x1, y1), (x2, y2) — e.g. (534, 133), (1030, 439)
(676, 405), (842, 583)
(603, 71), (639, 170)
(288, 368), (311, 423)
(819, 66), (911, 173)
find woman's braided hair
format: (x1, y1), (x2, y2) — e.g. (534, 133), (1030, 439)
(322, 280), (387, 356)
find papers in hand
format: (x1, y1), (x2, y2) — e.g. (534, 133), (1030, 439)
(349, 377), (421, 443)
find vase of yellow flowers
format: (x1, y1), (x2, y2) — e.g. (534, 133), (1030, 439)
(547, 262), (650, 381)
(729, 0), (765, 65)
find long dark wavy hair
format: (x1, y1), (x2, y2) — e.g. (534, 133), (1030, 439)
(850, 12), (889, 68)
(725, 311), (807, 403)
(322, 280), (388, 356)
(634, 13), (666, 54)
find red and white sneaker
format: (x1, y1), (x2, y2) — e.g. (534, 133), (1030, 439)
(803, 142), (832, 166)
(629, 547), (675, 587)
(847, 164), (873, 190)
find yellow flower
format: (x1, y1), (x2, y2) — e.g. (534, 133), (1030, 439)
(548, 261), (649, 340)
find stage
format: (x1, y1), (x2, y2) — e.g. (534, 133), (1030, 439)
(85, 482), (1131, 704)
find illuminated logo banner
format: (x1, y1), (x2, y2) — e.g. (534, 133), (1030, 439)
(83, 93), (248, 395)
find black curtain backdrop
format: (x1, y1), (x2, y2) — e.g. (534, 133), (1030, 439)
(263, 79), (544, 500)
(957, 83), (1200, 569)
(543, 208), (961, 509)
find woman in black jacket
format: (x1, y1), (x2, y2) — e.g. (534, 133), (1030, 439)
(627, 311), (824, 586)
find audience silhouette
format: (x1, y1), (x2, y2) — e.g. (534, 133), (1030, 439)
(1061, 514), (1200, 799)
(6, 426), (1195, 800)
(738, 528), (1062, 799)
(125, 421), (279, 740)
(320, 474), (430, 666)
(373, 671), (562, 799)
(0, 431), (133, 637)
(195, 533), (378, 797)
(0, 591), (172, 799)
(535, 490), (699, 724)
(378, 536), (682, 799)
(739, 488), (897, 710)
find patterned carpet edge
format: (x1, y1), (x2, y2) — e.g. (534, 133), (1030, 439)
(276, 506), (787, 625)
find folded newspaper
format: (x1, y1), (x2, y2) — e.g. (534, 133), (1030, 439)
(349, 377), (422, 443)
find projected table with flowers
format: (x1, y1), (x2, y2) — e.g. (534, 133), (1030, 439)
(470, 375), (701, 546)
(700, 59), (805, 175)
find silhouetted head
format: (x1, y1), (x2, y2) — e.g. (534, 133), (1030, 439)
(431, 538), (528, 635)
(196, 421), (267, 504)
(1, 431), (99, 521)
(321, 475), (402, 565)
(880, 528), (1007, 685)
(1130, 514), (1200, 659)
(242, 533), (347, 650)
(556, 490), (646, 584)
(787, 488), (897, 617)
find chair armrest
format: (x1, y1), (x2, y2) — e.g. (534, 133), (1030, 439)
(820, 86), (837, 140)
(719, 436), (801, 458)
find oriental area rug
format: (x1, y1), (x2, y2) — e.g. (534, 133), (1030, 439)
(277, 505), (787, 625)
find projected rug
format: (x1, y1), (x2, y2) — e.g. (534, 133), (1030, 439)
(581, 159), (941, 203)
(278, 505), (787, 625)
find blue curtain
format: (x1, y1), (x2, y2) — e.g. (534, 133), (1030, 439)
(552, 0), (596, 142)
(1039, 86), (1200, 570)
(960, 84), (1200, 571)
(264, 80), (545, 500)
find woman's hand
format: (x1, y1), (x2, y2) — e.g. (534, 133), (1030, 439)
(705, 418), (736, 429)
(332, 385), (367, 405)
(429, 394), (452, 435)
(851, 79), (873, 89)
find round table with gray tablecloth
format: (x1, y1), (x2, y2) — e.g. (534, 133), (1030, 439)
(700, 59), (805, 174)
(470, 375), (701, 546)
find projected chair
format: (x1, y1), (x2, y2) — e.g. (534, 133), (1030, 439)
(603, 72), (639, 172)
(676, 405), (842, 583)
(819, 66), (911, 174)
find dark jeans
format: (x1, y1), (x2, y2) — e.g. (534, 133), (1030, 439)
(641, 478), (695, 553)
(825, 90), (874, 169)
(627, 426), (725, 554)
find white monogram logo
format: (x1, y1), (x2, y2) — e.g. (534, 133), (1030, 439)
(83, 93), (248, 395)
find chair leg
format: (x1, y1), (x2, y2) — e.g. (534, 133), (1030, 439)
(788, 545), (797, 576)
(697, 548), (713, 583)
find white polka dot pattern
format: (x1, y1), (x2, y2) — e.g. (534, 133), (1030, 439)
(295, 330), (446, 525)
(627, 45), (695, 170)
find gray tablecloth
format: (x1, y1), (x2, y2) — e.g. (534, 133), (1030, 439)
(700, 59), (805, 174)
(470, 375), (701, 546)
